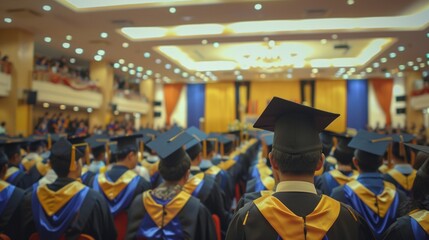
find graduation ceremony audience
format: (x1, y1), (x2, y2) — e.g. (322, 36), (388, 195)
(1, 96), (429, 240)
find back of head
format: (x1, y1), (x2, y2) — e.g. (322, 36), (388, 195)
(354, 150), (382, 172)
(412, 159), (429, 210)
(392, 142), (411, 163)
(159, 149), (191, 181)
(50, 138), (83, 178)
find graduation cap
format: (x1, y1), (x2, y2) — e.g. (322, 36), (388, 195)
(47, 133), (68, 149)
(85, 135), (109, 151)
(147, 129), (193, 164)
(50, 138), (84, 171)
(185, 127), (208, 160)
(110, 134), (142, 158)
(404, 144), (429, 188)
(253, 97), (339, 154)
(389, 133), (415, 162)
(348, 131), (390, 156)
(216, 135), (233, 156)
(139, 128), (160, 140)
(0, 151), (8, 166)
(26, 135), (47, 152)
(331, 133), (355, 164)
(0, 139), (27, 158)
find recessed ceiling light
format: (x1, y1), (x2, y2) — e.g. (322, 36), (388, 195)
(426, 53), (429, 59)
(100, 32), (108, 38)
(129, 69), (136, 75)
(128, 63), (134, 68)
(366, 67), (373, 73)
(385, 72), (392, 78)
(169, 7), (176, 13)
(426, 33), (429, 38)
(373, 62), (380, 68)
(349, 67), (356, 73)
(398, 46), (405, 52)
(182, 72), (189, 78)
(381, 58), (387, 63)
(119, 59), (125, 64)
(268, 40), (276, 48)
(320, 39), (327, 44)
(417, 57), (423, 62)
(420, 63), (425, 68)
(408, 61), (414, 66)
(413, 66), (419, 71)
(43, 102), (49, 108)
(234, 70), (241, 75)
(389, 52), (397, 58)
(70, 58), (76, 64)
(4, 18), (12, 23)
(42, 5), (52, 11)
(287, 73), (292, 79)
(312, 68), (318, 74)
(190, 76), (196, 81)
(237, 75), (244, 81)
(155, 73), (161, 78)
(87, 108), (93, 113)
(122, 66), (128, 72)
(331, 34), (338, 40)
(143, 75), (149, 80)
(397, 72), (404, 77)
(44, 37), (52, 43)
(174, 68), (181, 74)
(122, 42), (129, 48)
(165, 64), (171, 69)
(94, 55), (102, 61)
(213, 42), (220, 48)
(254, 3), (262, 11)
(155, 59), (162, 64)
(62, 42), (71, 48)
(73, 106), (79, 112)
(144, 52), (151, 58)
(146, 70), (153, 75)
(201, 39), (208, 45)
(399, 65), (405, 70)
(97, 49), (105, 56)
(113, 63), (120, 68)
(342, 74), (349, 79)
(75, 48), (83, 54)
(66, 35), (72, 41)
(136, 66), (143, 72)
(347, 0), (355, 5)
(60, 105), (66, 110)
(137, 72), (142, 78)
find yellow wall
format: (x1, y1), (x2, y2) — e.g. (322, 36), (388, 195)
(205, 82), (236, 132)
(315, 80), (347, 132)
(405, 71), (424, 129)
(140, 79), (154, 128)
(0, 29), (34, 136)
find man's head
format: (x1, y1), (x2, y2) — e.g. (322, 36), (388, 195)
(353, 150), (383, 172)
(111, 134), (142, 169)
(2, 141), (25, 166)
(184, 126), (208, 166)
(253, 97), (339, 179)
(0, 151), (8, 179)
(333, 134), (355, 166)
(50, 138), (83, 179)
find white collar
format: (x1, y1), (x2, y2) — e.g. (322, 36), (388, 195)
(190, 166), (201, 171)
(275, 181), (317, 194)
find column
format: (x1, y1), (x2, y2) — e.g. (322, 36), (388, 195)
(140, 79), (154, 128)
(404, 71), (424, 131)
(0, 29), (34, 136)
(89, 61), (114, 130)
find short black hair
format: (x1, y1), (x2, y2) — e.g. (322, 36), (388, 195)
(92, 147), (105, 160)
(334, 149), (354, 165)
(392, 142), (411, 163)
(4, 145), (20, 160)
(186, 143), (201, 161)
(50, 154), (70, 178)
(354, 150), (382, 172)
(271, 148), (321, 175)
(116, 148), (136, 161)
(158, 150), (190, 182)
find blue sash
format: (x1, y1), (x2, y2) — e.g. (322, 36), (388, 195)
(410, 217), (429, 240)
(31, 184), (89, 240)
(93, 173), (140, 215)
(0, 184), (15, 216)
(6, 169), (21, 184)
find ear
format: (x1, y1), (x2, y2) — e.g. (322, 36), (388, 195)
(184, 169), (191, 181)
(352, 157), (360, 171)
(269, 152), (277, 170)
(315, 152), (325, 171)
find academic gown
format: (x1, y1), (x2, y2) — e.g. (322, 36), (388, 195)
(125, 190), (217, 240)
(0, 180), (24, 239)
(184, 172), (231, 236)
(331, 173), (408, 239)
(236, 190), (273, 213)
(315, 169), (359, 195)
(27, 161), (51, 185)
(382, 209), (429, 240)
(140, 159), (164, 188)
(384, 168), (416, 197)
(202, 164), (234, 210)
(21, 178), (117, 240)
(5, 165), (33, 189)
(226, 192), (375, 240)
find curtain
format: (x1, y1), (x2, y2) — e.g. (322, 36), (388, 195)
(205, 83), (236, 133)
(315, 80), (347, 132)
(170, 85), (187, 127)
(187, 84), (205, 129)
(370, 78), (394, 126)
(163, 83), (183, 126)
(347, 80), (368, 130)
(250, 81), (301, 115)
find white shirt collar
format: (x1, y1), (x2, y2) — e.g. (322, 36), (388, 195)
(275, 181), (317, 194)
(190, 166), (201, 171)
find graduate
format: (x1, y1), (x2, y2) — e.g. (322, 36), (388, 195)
(69, 135), (94, 185)
(126, 129), (216, 240)
(384, 133), (416, 196)
(85, 134), (109, 174)
(331, 130), (408, 239)
(20, 137), (117, 239)
(1, 139), (33, 189)
(183, 126), (231, 236)
(382, 143), (429, 240)
(89, 134), (151, 239)
(315, 130), (337, 176)
(316, 133), (359, 195)
(226, 97), (374, 240)
(21, 136), (45, 172)
(216, 135), (244, 190)
(0, 151), (25, 240)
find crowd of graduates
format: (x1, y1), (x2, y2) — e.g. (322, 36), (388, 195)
(1, 96), (429, 240)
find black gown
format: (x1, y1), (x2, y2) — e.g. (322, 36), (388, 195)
(125, 190), (217, 240)
(184, 172), (231, 236)
(5, 165), (34, 189)
(226, 192), (375, 240)
(382, 209), (429, 240)
(383, 169), (416, 196)
(0, 181), (24, 239)
(21, 178), (117, 240)
(203, 165), (234, 210)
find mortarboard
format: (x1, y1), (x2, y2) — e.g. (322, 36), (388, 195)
(26, 135), (47, 151)
(110, 134), (142, 156)
(216, 135), (233, 156)
(320, 130), (335, 147)
(147, 129), (193, 164)
(0, 151), (8, 166)
(47, 133), (68, 149)
(348, 130), (390, 156)
(253, 97), (339, 154)
(390, 133), (415, 162)
(185, 127), (208, 160)
(0, 139), (27, 157)
(404, 143), (429, 181)
(85, 134), (109, 151)
(50, 138), (84, 171)
(331, 132), (355, 163)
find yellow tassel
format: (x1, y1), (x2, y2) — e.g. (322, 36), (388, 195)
(85, 145), (90, 166)
(138, 141), (144, 162)
(47, 134), (52, 150)
(106, 143), (110, 165)
(220, 143), (224, 156)
(243, 211), (250, 225)
(70, 145), (77, 171)
(202, 140), (207, 159)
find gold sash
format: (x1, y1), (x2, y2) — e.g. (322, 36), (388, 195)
(21, 155), (43, 172)
(205, 165), (221, 176)
(254, 195), (341, 240)
(0, 180), (10, 191)
(410, 210), (429, 234)
(218, 159), (235, 171)
(330, 169), (359, 186)
(97, 170), (137, 200)
(143, 190), (191, 227)
(387, 169), (416, 191)
(141, 160), (160, 177)
(183, 173), (204, 195)
(346, 180), (396, 217)
(36, 162), (51, 176)
(5, 166), (19, 180)
(37, 181), (86, 216)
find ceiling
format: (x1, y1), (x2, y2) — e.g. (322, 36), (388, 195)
(1, 0), (429, 83)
